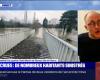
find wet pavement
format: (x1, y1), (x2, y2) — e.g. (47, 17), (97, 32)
(0, 28), (51, 59)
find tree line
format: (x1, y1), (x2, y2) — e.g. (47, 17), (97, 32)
(0, 19), (33, 28)
(0, 10), (77, 33)
(43, 10), (77, 33)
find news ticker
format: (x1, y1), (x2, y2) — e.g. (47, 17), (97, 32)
(0, 59), (95, 69)
(0, 62), (85, 68)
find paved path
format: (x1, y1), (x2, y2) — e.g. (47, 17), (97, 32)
(0, 28), (51, 59)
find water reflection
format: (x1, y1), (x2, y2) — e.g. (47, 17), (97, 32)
(35, 28), (78, 47)
(35, 28), (43, 38)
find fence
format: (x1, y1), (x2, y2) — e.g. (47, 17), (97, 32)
(0, 28), (35, 56)
(44, 29), (79, 62)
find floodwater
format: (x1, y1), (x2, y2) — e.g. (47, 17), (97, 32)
(0, 28), (33, 58)
(35, 28), (43, 38)
(48, 28), (78, 47)
(0, 28), (50, 59)
(0, 28), (77, 59)
(0, 27), (77, 47)
(0, 28), (28, 35)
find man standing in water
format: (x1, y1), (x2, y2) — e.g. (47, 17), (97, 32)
(78, 11), (100, 62)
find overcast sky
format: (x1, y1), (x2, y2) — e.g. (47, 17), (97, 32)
(0, 10), (65, 24)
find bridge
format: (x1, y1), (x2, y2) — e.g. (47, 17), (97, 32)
(0, 28), (79, 62)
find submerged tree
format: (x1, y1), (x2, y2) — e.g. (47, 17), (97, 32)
(43, 18), (48, 28)
(0, 18), (5, 28)
(59, 10), (77, 34)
